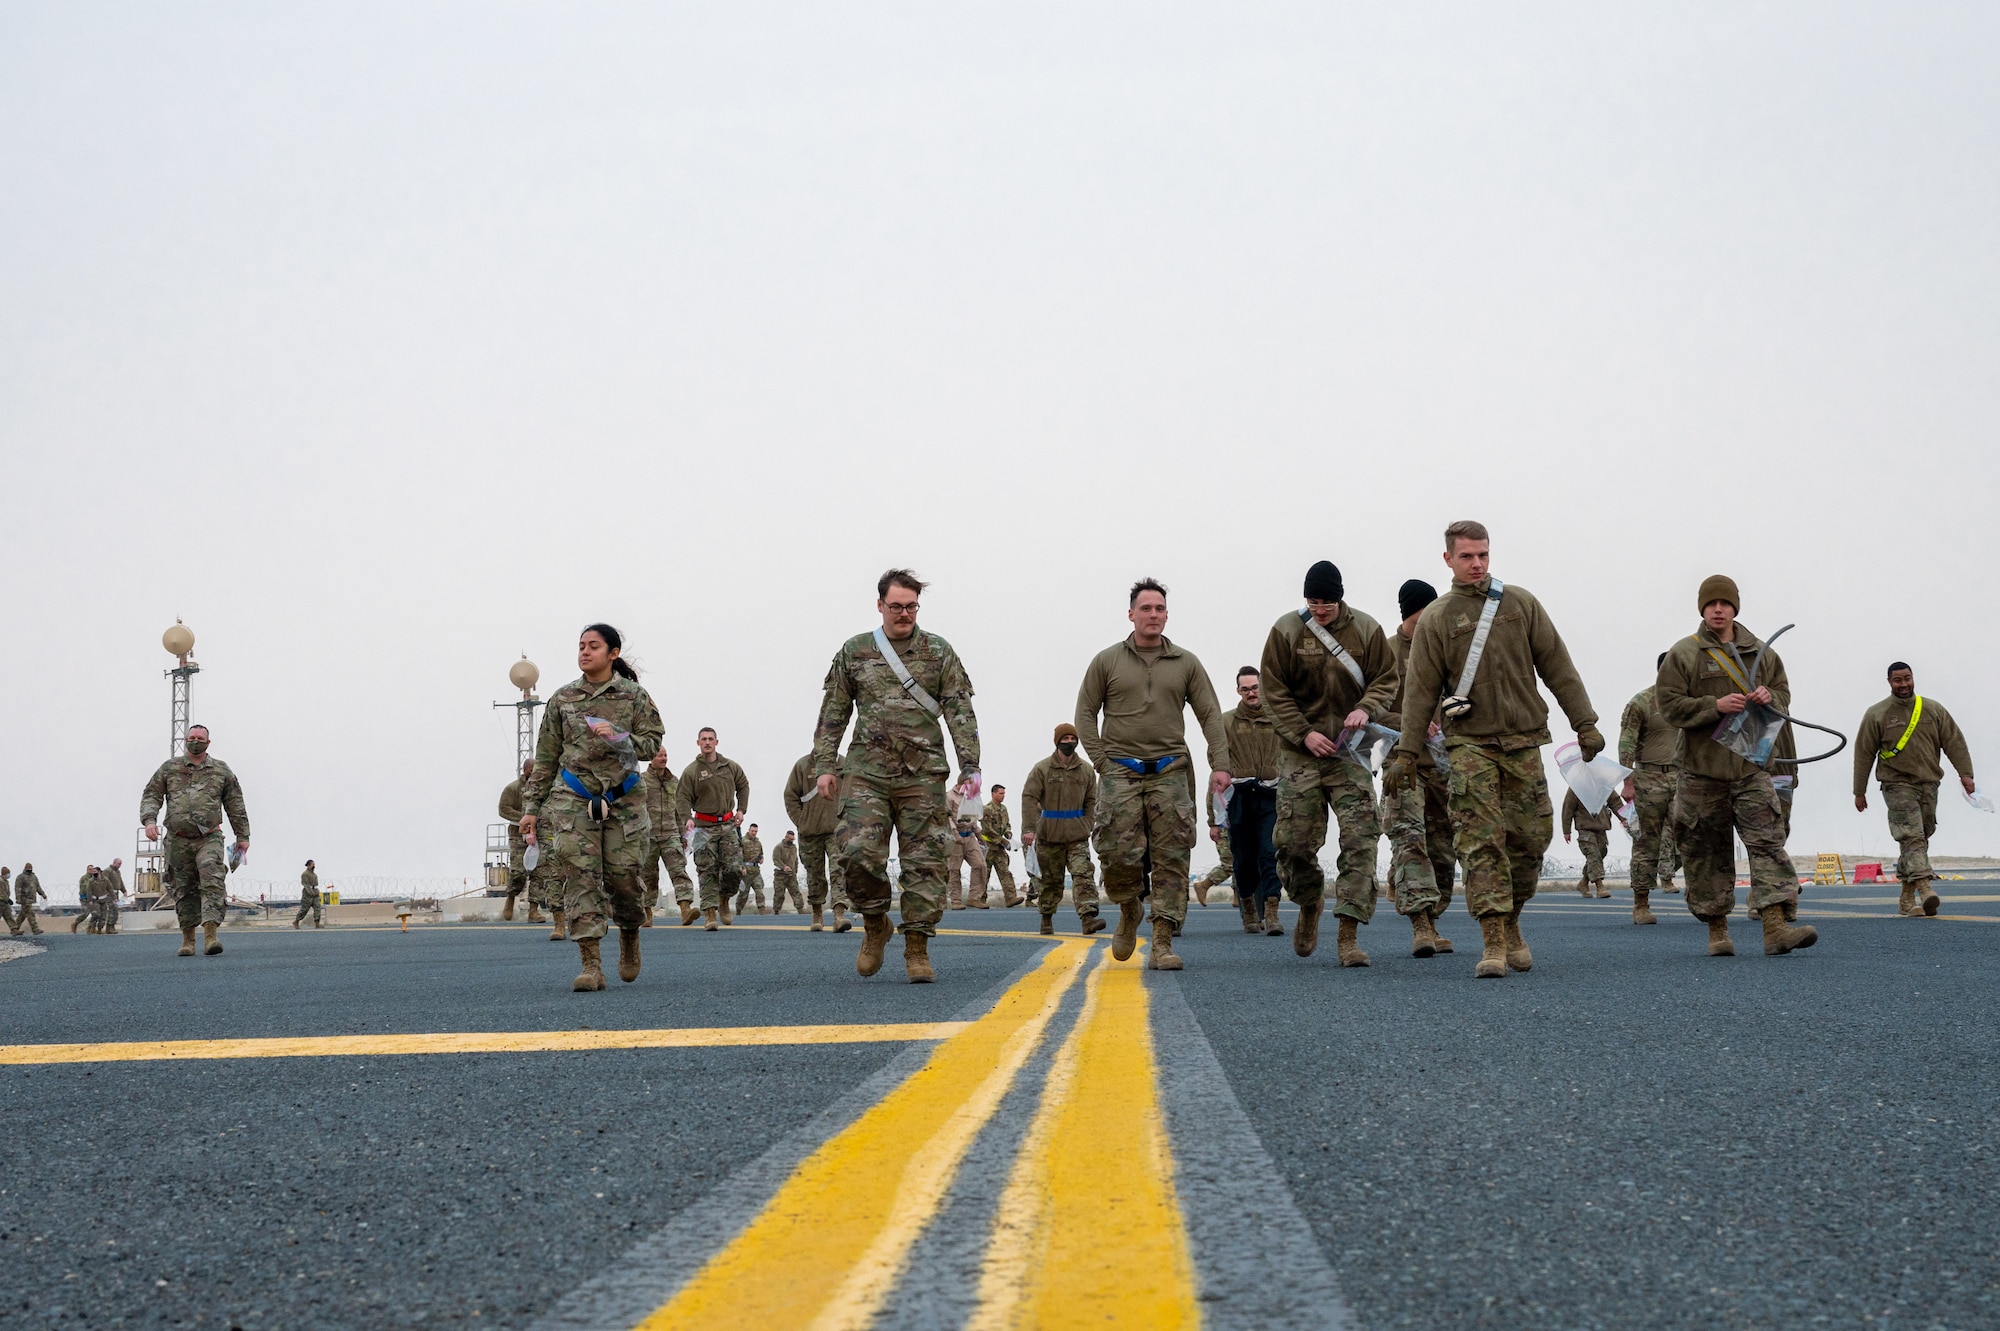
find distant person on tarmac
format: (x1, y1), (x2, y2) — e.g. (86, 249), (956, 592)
(1854, 661), (1977, 918)
(139, 725), (251, 958)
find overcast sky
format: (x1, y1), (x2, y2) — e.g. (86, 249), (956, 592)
(4, 3), (1996, 900)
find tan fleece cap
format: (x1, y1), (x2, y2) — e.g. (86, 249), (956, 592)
(1698, 574), (1740, 613)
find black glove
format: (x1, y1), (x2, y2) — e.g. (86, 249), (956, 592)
(1576, 724), (1605, 762)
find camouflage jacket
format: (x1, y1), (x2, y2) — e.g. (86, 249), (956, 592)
(743, 832), (764, 865)
(300, 869), (320, 902)
(140, 755), (251, 840)
(978, 799), (1011, 845)
(79, 872), (101, 901)
(773, 839), (799, 872)
(1259, 603), (1400, 752)
(644, 766), (689, 834)
(523, 674), (665, 818)
(784, 753), (840, 836)
(15, 870), (42, 903)
(100, 864), (125, 898)
(1619, 687), (1681, 768)
(815, 628), (980, 783)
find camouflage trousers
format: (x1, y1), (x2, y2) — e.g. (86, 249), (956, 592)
(837, 772), (952, 936)
(798, 832), (850, 911)
(543, 790), (649, 942)
(640, 831), (695, 911)
(166, 831), (230, 929)
(293, 898), (324, 927)
(772, 867), (805, 912)
(1029, 839), (1100, 920)
(1882, 781), (1939, 887)
(947, 833), (988, 906)
(0, 898), (14, 931)
(1092, 765), (1197, 926)
(1627, 764), (1681, 892)
(1196, 832), (1235, 891)
(1273, 751), (1382, 922)
(1446, 743), (1553, 919)
(985, 843), (1017, 898)
(1673, 771), (1798, 918)
(734, 862), (767, 915)
(508, 832), (528, 902)
(691, 822), (744, 911)
(12, 900), (40, 934)
(1577, 829), (1610, 885)
(1380, 763), (1454, 917)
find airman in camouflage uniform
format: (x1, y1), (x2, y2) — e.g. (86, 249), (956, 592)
(1619, 658), (1683, 924)
(682, 730), (751, 927)
(499, 762), (532, 920)
(1074, 579), (1232, 971)
(736, 825), (768, 916)
(814, 569), (981, 983)
(946, 795), (990, 908)
(73, 867), (100, 933)
(1854, 662), (1976, 918)
(1377, 580), (1457, 955)
(1022, 723), (1103, 936)
(0, 868), (13, 933)
(1259, 562), (1400, 965)
(1656, 576), (1816, 958)
(1194, 835), (1233, 908)
(1561, 788), (1623, 898)
(139, 726), (251, 958)
(100, 859), (125, 933)
(979, 789), (1020, 906)
(520, 625), (665, 990)
(784, 751), (851, 932)
(1388, 522), (1602, 979)
(642, 751), (697, 926)
(772, 831), (804, 913)
(295, 861), (323, 928)
(11, 865), (43, 935)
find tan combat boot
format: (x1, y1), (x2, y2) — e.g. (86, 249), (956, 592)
(1239, 898), (1259, 934)
(502, 897), (516, 921)
(1474, 914), (1507, 979)
(641, 906), (654, 928)
(1335, 915), (1369, 967)
(71, 915), (84, 934)
(1705, 916), (1735, 956)
(856, 913), (893, 976)
(573, 937), (606, 991)
(293, 918), (301, 930)
(1576, 877), (1590, 898)
(702, 907), (718, 931)
(1111, 899), (1145, 961)
(1262, 898), (1284, 937)
(679, 903), (699, 926)
(1919, 878), (1942, 916)
(548, 909), (566, 942)
(810, 907), (825, 933)
(1632, 891), (1657, 926)
(177, 927), (197, 957)
(1896, 883), (1920, 915)
(1429, 908), (1454, 952)
(904, 931), (935, 983)
(1501, 909), (1531, 972)
(203, 922), (223, 956)
(1761, 907), (1819, 956)
(1038, 913), (1054, 936)
(834, 906), (853, 933)
(720, 900), (735, 926)
(526, 901), (544, 922)
(1081, 913), (1106, 935)
(618, 929), (641, 982)
(1295, 899), (1325, 958)
(1148, 918), (1183, 970)
(1003, 889), (1021, 908)
(1194, 879), (1210, 907)
(1781, 899), (1799, 921)
(1410, 911), (1438, 958)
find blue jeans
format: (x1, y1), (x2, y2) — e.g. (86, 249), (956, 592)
(1226, 784), (1281, 915)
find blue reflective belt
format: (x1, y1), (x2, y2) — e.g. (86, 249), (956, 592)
(1111, 755), (1179, 775)
(560, 769), (640, 804)
(1040, 809), (1086, 819)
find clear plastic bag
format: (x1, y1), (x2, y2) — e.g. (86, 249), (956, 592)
(226, 843), (247, 872)
(523, 844), (540, 871)
(1212, 790), (1232, 829)
(1967, 784), (1997, 814)
(1023, 844), (1041, 878)
(1554, 741), (1632, 816)
(1711, 702), (1786, 768)
(582, 716), (640, 771)
(1337, 723), (1401, 775)
(1426, 731), (1450, 776)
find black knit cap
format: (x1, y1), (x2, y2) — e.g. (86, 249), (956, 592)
(1303, 561), (1343, 602)
(1398, 579), (1438, 620)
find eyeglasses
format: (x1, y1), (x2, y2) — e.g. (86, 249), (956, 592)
(885, 602), (920, 614)
(1237, 684), (1258, 694)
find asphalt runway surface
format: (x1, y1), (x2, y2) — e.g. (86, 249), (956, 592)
(1, 876), (1993, 1330)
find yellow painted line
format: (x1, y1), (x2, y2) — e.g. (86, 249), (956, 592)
(970, 950), (1200, 1331)
(0, 1023), (970, 1066)
(636, 938), (1095, 1331)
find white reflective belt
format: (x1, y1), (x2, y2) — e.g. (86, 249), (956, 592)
(874, 628), (941, 718)
(1300, 610), (1367, 689)
(1453, 578), (1506, 698)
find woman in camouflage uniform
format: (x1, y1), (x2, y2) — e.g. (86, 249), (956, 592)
(520, 625), (665, 992)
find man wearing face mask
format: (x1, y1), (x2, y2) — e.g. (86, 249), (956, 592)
(139, 725), (251, 958)
(1022, 724), (1104, 936)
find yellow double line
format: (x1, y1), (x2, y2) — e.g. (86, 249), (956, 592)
(639, 940), (1200, 1330)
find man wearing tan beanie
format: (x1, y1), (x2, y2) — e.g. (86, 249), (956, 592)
(1656, 575), (1818, 957)
(1021, 723), (1105, 936)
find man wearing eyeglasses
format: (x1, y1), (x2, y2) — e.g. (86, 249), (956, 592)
(1074, 578), (1232, 971)
(1210, 667), (1283, 937)
(815, 568), (982, 983)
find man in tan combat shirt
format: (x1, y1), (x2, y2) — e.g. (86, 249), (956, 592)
(1855, 661), (1976, 918)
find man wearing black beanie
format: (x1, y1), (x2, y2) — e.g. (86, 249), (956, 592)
(1379, 578), (1458, 957)
(1258, 560), (1399, 965)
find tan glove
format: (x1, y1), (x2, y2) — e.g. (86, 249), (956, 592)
(1383, 751), (1419, 794)
(1576, 724), (1605, 762)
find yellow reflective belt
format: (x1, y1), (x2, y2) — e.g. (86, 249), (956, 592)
(1703, 646), (1752, 693)
(1881, 696), (1924, 759)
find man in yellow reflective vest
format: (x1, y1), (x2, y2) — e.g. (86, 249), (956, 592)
(1855, 662), (1977, 917)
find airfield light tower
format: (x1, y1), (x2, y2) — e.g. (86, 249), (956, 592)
(162, 620), (199, 757)
(495, 655), (543, 772)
